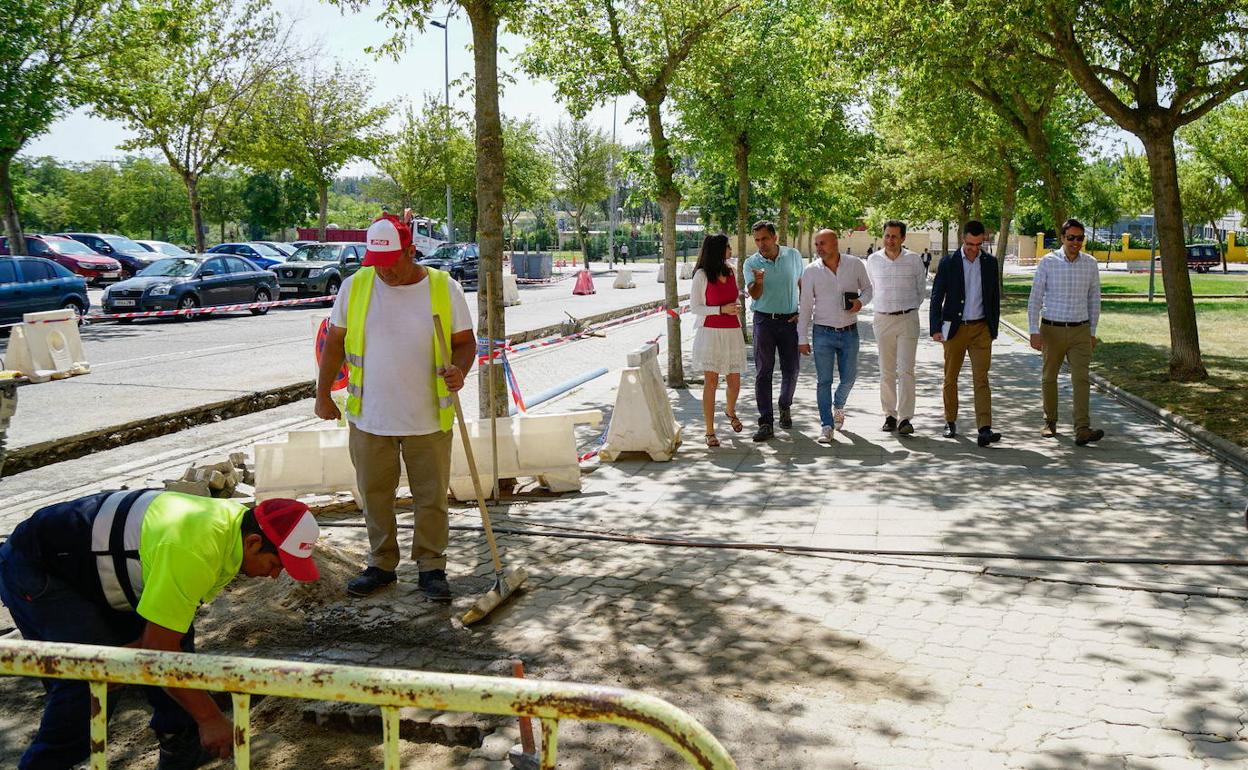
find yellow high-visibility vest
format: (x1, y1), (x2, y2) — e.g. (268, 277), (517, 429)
(343, 266), (454, 432)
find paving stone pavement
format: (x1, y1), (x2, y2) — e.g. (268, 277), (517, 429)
(1, 303), (1246, 769)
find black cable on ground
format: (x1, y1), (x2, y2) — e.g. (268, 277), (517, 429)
(313, 520), (1248, 567)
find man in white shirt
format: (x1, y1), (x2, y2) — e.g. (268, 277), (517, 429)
(1027, 218), (1104, 446)
(866, 220), (927, 435)
(799, 230), (873, 443)
(315, 214), (476, 601)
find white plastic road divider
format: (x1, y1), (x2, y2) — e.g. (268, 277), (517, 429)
(598, 342), (682, 462)
(4, 309), (91, 383)
(84, 293), (335, 321)
(679, 262), (695, 280)
(449, 410), (602, 500)
(502, 274), (521, 306)
(253, 410), (602, 502)
(612, 269), (636, 289)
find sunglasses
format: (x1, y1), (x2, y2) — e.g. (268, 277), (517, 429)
(1065, 234), (1085, 242)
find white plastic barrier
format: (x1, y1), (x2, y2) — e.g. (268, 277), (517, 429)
(253, 428), (383, 504)
(4, 309), (90, 383)
(599, 342), (682, 462)
(253, 410), (602, 504)
(449, 410), (602, 500)
(502, 274), (521, 306)
(612, 269), (635, 289)
(679, 262), (694, 280)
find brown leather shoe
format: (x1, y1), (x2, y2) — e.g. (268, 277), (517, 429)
(1075, 427), (1105, 446)
(1041, 421), (1058, 438)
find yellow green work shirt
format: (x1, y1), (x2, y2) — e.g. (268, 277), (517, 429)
(136, 493), (246, 633)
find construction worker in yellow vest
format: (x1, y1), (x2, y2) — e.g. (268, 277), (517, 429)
(316, 214), (476, 601)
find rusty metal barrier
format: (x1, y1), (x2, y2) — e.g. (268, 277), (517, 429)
(0, 639), (736, 770)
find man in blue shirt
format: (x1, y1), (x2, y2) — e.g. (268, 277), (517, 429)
(743, 220), (804, 441)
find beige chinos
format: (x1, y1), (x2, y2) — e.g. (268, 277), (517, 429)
(348, 426), (452, 572)
(1041, 323), (1093, 430)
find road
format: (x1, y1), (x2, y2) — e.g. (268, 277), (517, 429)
(1, 263), (690, 454)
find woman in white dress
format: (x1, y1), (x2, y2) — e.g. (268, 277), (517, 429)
(690, 234), (748, 446)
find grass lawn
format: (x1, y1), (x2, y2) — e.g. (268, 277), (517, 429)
(1003, 297), (1248, 447)
(1004, 272), (1248, 296)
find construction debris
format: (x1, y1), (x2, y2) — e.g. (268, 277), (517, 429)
(163, 453), (250, 498)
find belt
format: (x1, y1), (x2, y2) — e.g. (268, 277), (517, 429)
(755, 311), (797, 320)
(963, 318), (986, 324)
(1041, 319), (1088, 327)
(880, 308), (917, 316)
(816, 323), (857, 332)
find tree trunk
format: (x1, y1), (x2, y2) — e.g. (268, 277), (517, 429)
(734, 136), (750, 335)
(186, 174), (206, 254)
(777, 188), (790, 246)
(644, 99), (684, 388)
(996, 162), (1017, 293)
(220, 218), (226, 244)
(317, 183), (328, 242)
(941, 218), (950, 257)
(465, 1), (508, 417)
(0, 155), (27, 256)
(956, 187), (970, 242)
(1142, 132), (1207, 381)
(1214, 223), (1227, 273)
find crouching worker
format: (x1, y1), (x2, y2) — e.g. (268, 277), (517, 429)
(0, 491), (321, 769)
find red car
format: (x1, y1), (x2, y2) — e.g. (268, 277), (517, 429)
(0, 235), (122, 284)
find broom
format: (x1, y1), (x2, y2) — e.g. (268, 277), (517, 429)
(433, 316), (528, 625)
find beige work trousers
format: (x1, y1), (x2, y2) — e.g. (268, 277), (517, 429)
(348, 424), (452, 572)
(1041, 322), (1093, 430)
(942, 321), (993, 429)
(873, 311), (920, 420)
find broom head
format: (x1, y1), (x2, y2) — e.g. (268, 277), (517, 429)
(462, 567), (529, 625)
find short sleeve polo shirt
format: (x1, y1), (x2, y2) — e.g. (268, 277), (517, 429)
(743, 246), (803, 314)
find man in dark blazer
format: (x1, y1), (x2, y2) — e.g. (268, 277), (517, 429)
(929, 221), (1002, 447)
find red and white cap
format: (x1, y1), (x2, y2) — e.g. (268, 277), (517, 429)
(363, 214), (412, 267)
(254, 499), (321, 581)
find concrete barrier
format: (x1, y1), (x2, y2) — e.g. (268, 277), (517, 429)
(253, 428), (377, 504)
(612, 269), (636, 289)
(599, 342), (682, 462)
(4, 309), (90, 383)
(679, 262), (694, 280)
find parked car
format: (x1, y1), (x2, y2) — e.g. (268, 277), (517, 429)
(206, 242), (287, 269)
(136, 240), (194, 258)
(101, 255), (279, 320)
(419, 242), (479, 285)
(254, 241), (296, 257)
(271, 243), (366, 303)
(288, 240), (318, 250)
(0, 256), (91, 325)
(1185, 244), (1221, 273)
(0, 235), (122, 285)
(55, 232), (155, 277)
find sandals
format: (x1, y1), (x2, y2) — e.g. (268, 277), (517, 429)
(705, 433), (720, 447)
(726, 412), (744, 433)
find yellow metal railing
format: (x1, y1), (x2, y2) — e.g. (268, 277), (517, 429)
(0, 640), (735, 770)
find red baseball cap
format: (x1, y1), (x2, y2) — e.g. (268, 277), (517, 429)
(254, 499), (321, 581)
(363, 214), (412, 267)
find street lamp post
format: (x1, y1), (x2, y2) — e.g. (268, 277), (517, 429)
(430, 13), (453, 243)
(607, 98), (618, 269)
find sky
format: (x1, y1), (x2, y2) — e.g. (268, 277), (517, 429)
(25, 0), (648, 168)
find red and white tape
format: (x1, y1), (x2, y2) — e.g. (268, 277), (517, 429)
(85, 294), (335, 321)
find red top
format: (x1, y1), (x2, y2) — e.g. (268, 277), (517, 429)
(703, 271), (741, 329)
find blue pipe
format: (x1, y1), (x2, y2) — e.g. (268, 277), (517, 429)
(509, 367), (609, 415)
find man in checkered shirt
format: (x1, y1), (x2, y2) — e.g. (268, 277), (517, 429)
(1027, 218), (1104, 446)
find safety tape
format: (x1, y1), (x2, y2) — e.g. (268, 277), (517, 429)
(83, 294), (335, 321)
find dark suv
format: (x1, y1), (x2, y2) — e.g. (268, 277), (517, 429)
(419, 243), (479, 286)
(1185, 244), (1221, 273)
(0, 256), (90, 324)
(270, 243), (365, 303)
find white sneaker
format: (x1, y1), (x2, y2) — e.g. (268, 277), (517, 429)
(833, 409), (846, 431)
(817, 426), (834, 444)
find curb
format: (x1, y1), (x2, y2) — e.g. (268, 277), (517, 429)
(0, 295), (688, 477)
(999, 319), (1248, 477)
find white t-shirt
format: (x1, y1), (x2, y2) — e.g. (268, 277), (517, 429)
(330, 270), (473, 436)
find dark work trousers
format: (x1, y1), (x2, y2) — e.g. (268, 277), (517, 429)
(752, 314), (800, 425)
(0, 540), (197, 770)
